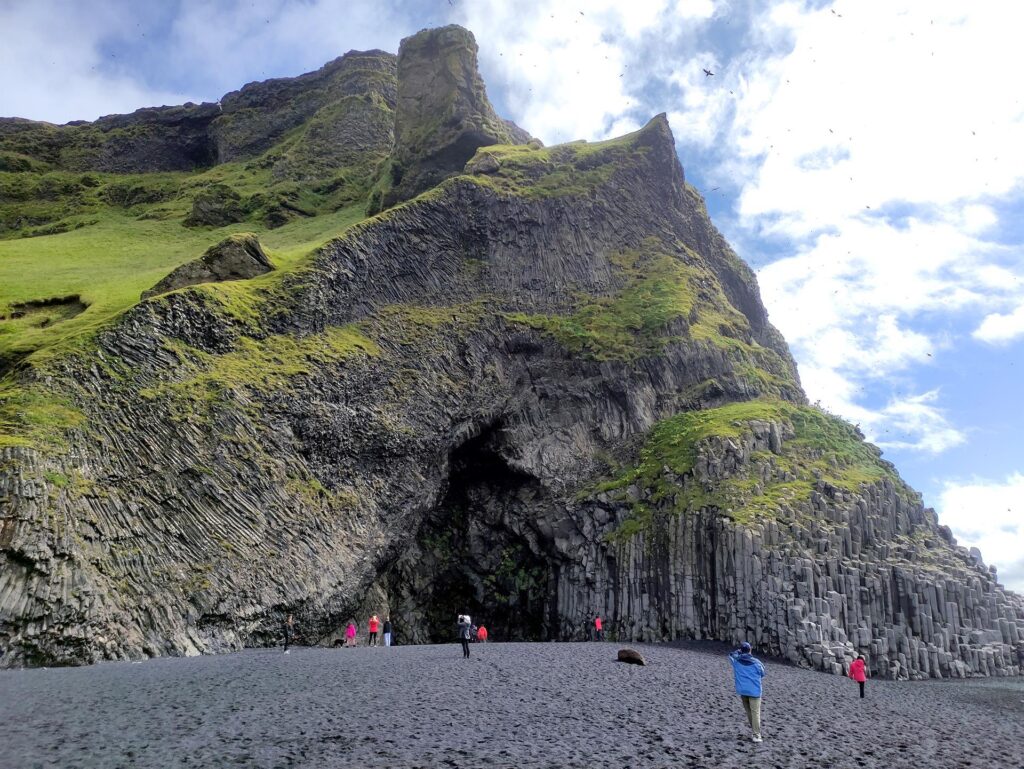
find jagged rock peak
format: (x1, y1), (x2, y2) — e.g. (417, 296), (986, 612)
(383, 25), (529, 206)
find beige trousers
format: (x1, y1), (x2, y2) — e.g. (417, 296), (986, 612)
(741, 695), (762, 736)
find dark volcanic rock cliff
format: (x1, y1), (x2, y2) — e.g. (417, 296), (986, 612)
(0, 50), (396, 174)
(0, 27), (1021, 678)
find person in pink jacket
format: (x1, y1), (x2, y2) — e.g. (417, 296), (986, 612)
(345, 620), (357, 648)
(849, 654), (868, 698)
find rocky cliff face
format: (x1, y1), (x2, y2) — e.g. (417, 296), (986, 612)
(381, 25), (529, 208)
(0, 27), (1021, 678)
(0, 50), (396, 174)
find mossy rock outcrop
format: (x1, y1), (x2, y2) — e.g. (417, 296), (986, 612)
(382, 26), (530, 207)
(141, 234), (272, 299)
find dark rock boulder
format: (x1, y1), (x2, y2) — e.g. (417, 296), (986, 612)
(618, 649), (646, 665)
(183, 184), (247, 228)
(141, 234), (272, 299)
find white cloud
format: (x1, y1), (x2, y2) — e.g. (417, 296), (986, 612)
(0, 1), (191, 122)
(938, 474), (1024, 592)
(870, 391), (965, 454)
(974, 304), (1024, 345)
(0, 0), (421, 124)
(720, 1), (1024, 452)
(457, 0), (724, 144)
(456, 1), (636, 143)
(675, 0), (718, 20)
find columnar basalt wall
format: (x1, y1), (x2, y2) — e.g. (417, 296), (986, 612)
(548, 425), (1023, 679)
(1, 27), (1020, 678)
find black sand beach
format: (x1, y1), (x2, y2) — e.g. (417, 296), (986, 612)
(1, 641), (1022, 769)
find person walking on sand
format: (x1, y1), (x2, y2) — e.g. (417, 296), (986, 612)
(729, 641), (766, 743)
(849, 654), (868, 698)
(345, 620), (357, 648)
(383, 617), (393, 647)
(458, 614), (472, 658)
(283, 613), (295, 654)
(594, 615), (603, 641)
(368, 614), (380, 646)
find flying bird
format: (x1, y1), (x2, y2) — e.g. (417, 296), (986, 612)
(703, 68), (714, 77)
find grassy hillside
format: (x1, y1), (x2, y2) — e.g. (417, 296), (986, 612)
(0, 165), (372, 372)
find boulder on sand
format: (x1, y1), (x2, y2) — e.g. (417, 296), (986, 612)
(617, 648), (646, 666)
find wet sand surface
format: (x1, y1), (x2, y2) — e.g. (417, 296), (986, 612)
(1, 641), (1022, 768)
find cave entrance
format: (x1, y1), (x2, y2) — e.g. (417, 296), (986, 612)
(387, 424), (554, 643)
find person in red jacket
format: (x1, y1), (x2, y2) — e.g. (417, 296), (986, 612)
(477, 625), (488, 643)
(368, 614), (380, 647)
(594, 615), (603, 641)
(849, 654), (868, 698)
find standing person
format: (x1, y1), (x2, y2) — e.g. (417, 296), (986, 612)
(368, 614), (380, 647)
(345, 620), (357, 647)
(383, 617), (393, 647)
(477, 625), (488, 643)
(283, 613), (295, 654)
(594, 615), (603, 641)
(457, 615), (471, 659)
(849, 655), (868, 698)
(729, 642), (766, 743)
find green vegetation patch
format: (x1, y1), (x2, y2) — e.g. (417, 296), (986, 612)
(600, 399), (904, 540)
(142, 326), (379, 408)
(0, 201), (367, 371)
(505, 241), (795, 396)
(462, 128), (646, 199)
(0, 381), (85, 450)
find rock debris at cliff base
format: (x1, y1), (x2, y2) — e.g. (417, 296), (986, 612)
(0, 642), (1022, 769)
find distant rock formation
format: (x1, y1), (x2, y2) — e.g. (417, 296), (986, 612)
(0, 49), (396, 174)
(141, 234), (273, 300)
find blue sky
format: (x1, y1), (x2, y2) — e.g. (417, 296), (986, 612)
(2, 0), (1022, 589)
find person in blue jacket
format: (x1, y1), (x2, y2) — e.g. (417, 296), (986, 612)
(729, 642), (766, 743)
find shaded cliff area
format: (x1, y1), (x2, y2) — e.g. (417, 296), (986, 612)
(0, 26), (1021, 678)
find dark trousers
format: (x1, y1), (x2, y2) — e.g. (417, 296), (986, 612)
(369, 631), (378, 646)
(284, 627), (290, 652)
(858, 681), (865, 698)
(460, 638), (470, 658)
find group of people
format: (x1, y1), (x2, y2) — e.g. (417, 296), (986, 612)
(729, 642), (869, 743)
(342, 614), (394, 647)
(286, 613), (496, 651)
(455, 615), (489, 657)
(286, 610), (878, 744)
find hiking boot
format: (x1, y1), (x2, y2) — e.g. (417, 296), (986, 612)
(752, 735), (763, 743)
